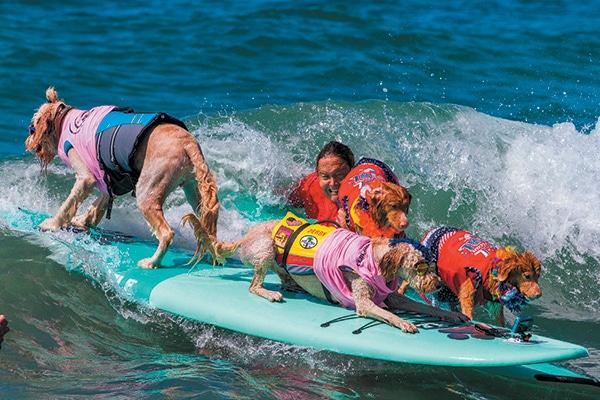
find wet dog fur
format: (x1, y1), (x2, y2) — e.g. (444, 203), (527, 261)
(26, 87), (219, 269)
(337, 181), (412, 238)
(427, 229), (542, 326)
(455, 249), (541, 326)
(185, 218), (469, 333)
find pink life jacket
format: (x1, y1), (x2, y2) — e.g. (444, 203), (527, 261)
(313, 229), (400, 309)
(271, 213), (399, 309)
(57, 106), (117, 194)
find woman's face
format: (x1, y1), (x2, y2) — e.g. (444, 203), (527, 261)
(317, 155), (351, 202)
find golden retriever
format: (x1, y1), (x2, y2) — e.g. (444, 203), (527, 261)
(422, 226), (542, 326)
(26, 87), (219, 269)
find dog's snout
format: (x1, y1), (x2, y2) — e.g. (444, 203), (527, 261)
(399, 214), (409, 229)
(522, 283), (542, 300)
(392, 213), (409, 231)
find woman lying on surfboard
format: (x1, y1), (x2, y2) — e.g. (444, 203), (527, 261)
(287, 141), (355, 221)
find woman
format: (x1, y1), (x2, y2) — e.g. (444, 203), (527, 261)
(288, 141), (355, 221)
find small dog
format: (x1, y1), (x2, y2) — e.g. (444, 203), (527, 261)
(422, 226), (542, 326)
(337, 158), (411, 239)
(186, 213), (468, 333)
(26, 87), (219, 269)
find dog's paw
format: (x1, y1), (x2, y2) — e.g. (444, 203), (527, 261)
(389, 315), (419, 333)
(138, 258), (160, 269)
(251, 287), (284, 302)
(266, 291), (284, 302)
(71, 215), (92, 229)
(38, 217), (62, 232)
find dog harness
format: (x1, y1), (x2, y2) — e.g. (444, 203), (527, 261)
(94, 110), (187, 197)
(57, 106), (187, 217)
(272, 212), (337, 274)
(422, 227), (497, 306)
(339, 158), (404, 238)
(271, 212), (400, 309)
(288, 171), (340, 221)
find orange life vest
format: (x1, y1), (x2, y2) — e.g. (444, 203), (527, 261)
(338, 158), (403, 238)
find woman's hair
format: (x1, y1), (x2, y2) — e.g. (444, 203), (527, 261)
(315, 141), (355, 170)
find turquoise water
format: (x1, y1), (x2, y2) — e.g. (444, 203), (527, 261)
(1, 1), (599, 398)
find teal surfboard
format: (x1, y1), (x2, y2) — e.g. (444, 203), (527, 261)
(3, 208), (599, 387)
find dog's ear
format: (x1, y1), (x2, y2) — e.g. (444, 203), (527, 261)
(368, 185), (387, 227)
(378, 245), (401, 281)
(496, 253), (517, 282)
(370, 183), (412, 228)
(522, 251), (542, 276)
(378, 242), (422, 281)
(494, 247), (518, 281)
(26, 88), (63, 169)
(496, 264), (511, 282)
(26, 104), (53, 150)
(496, 249), (541, 282)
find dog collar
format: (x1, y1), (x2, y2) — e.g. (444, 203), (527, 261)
(489, 256), (528, 312)
(497, 281), (528, 312)
(52, 104), (74, 141)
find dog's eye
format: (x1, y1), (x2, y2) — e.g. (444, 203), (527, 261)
(415, 262), (434, 276)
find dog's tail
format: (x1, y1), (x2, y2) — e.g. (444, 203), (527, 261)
(182, 142), (220, 235)
(182, 213), (241, 266)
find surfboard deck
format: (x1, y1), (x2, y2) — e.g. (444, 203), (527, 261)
(3, 208), (599, 387)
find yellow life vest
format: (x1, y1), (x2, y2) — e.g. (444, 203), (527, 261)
(271, 212), (337, 274)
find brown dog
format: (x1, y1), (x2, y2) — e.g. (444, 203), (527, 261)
(26, 87), (219, 269)
(337, 158), (411, 239)
(422, 226), (542, 326)
(185, 213), (469, 333)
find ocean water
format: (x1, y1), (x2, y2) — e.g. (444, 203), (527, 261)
(1, 0), (599, 398)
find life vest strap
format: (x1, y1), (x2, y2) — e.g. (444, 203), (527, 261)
(280, 222), (312, 271)
(279, 219), (339, 305)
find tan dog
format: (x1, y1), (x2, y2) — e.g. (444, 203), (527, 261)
(337, 158), (411, 239)
(185, 214), (469, 333)
(26, 87), (219, 269)
(422, 226), (542, 326)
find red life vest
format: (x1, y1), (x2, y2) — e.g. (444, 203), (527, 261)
(338, 158), (403, 238)
(432, 229), (497, 305)
(288, 171), (339, 221)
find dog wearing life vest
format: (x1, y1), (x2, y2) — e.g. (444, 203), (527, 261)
(422, 226), (542, 326)
(26, 87), (219, 269)
(185, 212), (469, 333)
(337, 158), (413, 295)
(337, 158), (412, 239)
